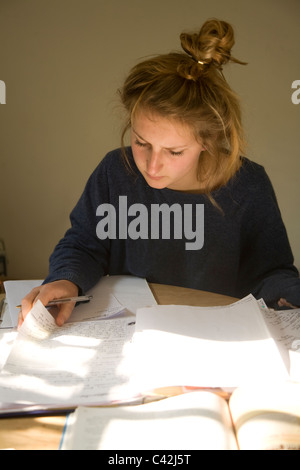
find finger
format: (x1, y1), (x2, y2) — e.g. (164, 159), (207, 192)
(17, 310), (24, 330)
(18, 280), (79, 329)
(55, 302), (76, 327)
(21, 286), (41, 313)
(35, 280), (79, 309)
(278, 298), (298, 309)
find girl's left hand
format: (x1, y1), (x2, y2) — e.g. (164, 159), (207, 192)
(278, 298), (299, 309)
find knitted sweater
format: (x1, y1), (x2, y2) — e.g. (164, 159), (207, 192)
(44, 148), (300, 308)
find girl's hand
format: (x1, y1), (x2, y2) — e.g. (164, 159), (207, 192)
(18, 279), (79, 329)
(278, 298), (299, 309)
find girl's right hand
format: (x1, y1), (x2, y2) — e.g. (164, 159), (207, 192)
(18, 279), (79, 329)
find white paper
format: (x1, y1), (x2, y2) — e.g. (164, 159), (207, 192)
(0, 299), (13, 329)
(0, 329), (17, 372)
(0, 301), (137, 407)
(130, 295), (289, 389)
(4, 279), (42, 327)
(69, 275), (157, 322)
(3, 275), (157, 326)
(259, 304), (300, 381)
(0, 275), (157, 411)
(260, 305), (300, 351)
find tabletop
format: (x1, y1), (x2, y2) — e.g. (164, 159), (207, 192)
(0, 282), (238, 450)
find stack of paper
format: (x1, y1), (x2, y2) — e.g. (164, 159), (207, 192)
(0, 276), (157, 413)
(0, 276), (300, 416)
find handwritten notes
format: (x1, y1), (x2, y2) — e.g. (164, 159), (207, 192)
(260, 304), (300, 381)
(0, 301), (137, 407)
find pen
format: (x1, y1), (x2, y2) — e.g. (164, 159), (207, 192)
(16, 295), (93, 308)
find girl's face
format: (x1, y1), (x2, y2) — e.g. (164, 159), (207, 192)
(131, 110), (205, 192)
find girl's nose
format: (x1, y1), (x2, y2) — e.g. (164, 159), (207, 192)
(147, 151), (163, 175)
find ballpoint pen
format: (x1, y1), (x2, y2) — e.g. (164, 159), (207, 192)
(16, 295), (93, 308)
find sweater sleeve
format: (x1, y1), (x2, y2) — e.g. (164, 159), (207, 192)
(237, 165), (300, 308)
(43, 157), (111, 293)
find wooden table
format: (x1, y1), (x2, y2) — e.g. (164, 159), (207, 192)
(0, 283), (237, 450)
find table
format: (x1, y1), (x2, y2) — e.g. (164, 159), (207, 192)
(0, 283), (237, 450)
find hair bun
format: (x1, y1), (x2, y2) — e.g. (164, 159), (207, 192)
(180, 19), (245, 69)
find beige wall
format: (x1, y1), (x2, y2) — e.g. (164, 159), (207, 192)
(0, 0), (299, 279)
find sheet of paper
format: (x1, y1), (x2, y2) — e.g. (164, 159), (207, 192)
(0, 300), (138, 408)
(68, 293), (126, 322)
(0, 329), (17, 372)
(130, 295), (289, 389)
(0, 299), (13, 329)
(60, 391), (238, 450)
(259, 304), (300, 381)
(69, 275), (156, 322)
(4, 279), (42, 327)
(260, 304), (300, 351)
(4, 276), (157, 326)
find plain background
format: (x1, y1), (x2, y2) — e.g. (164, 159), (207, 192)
(0, 0), (299, 280)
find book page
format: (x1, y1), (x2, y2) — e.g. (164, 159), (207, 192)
(229, 382), (300, 450)
(60, 391), (238, 450)
(130, 295), (289, 390)
(0, 300), (137, 409)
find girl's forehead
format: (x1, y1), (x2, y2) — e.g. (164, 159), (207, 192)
(132, 109), (195, 142)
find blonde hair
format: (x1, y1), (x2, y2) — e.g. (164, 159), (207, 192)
(119, 19), (247, 195)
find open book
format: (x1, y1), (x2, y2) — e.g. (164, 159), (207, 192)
(60, 383), (300, 450)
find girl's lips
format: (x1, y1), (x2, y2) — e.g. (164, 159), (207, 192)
(146, 173), (164, 181)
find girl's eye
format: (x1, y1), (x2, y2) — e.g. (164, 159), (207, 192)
(135, 138), (184, 156)
(170, 150), (184, 157)
(135, 139), (148, 148)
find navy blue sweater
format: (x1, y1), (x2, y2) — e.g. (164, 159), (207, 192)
(44, 148), (300, 307)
